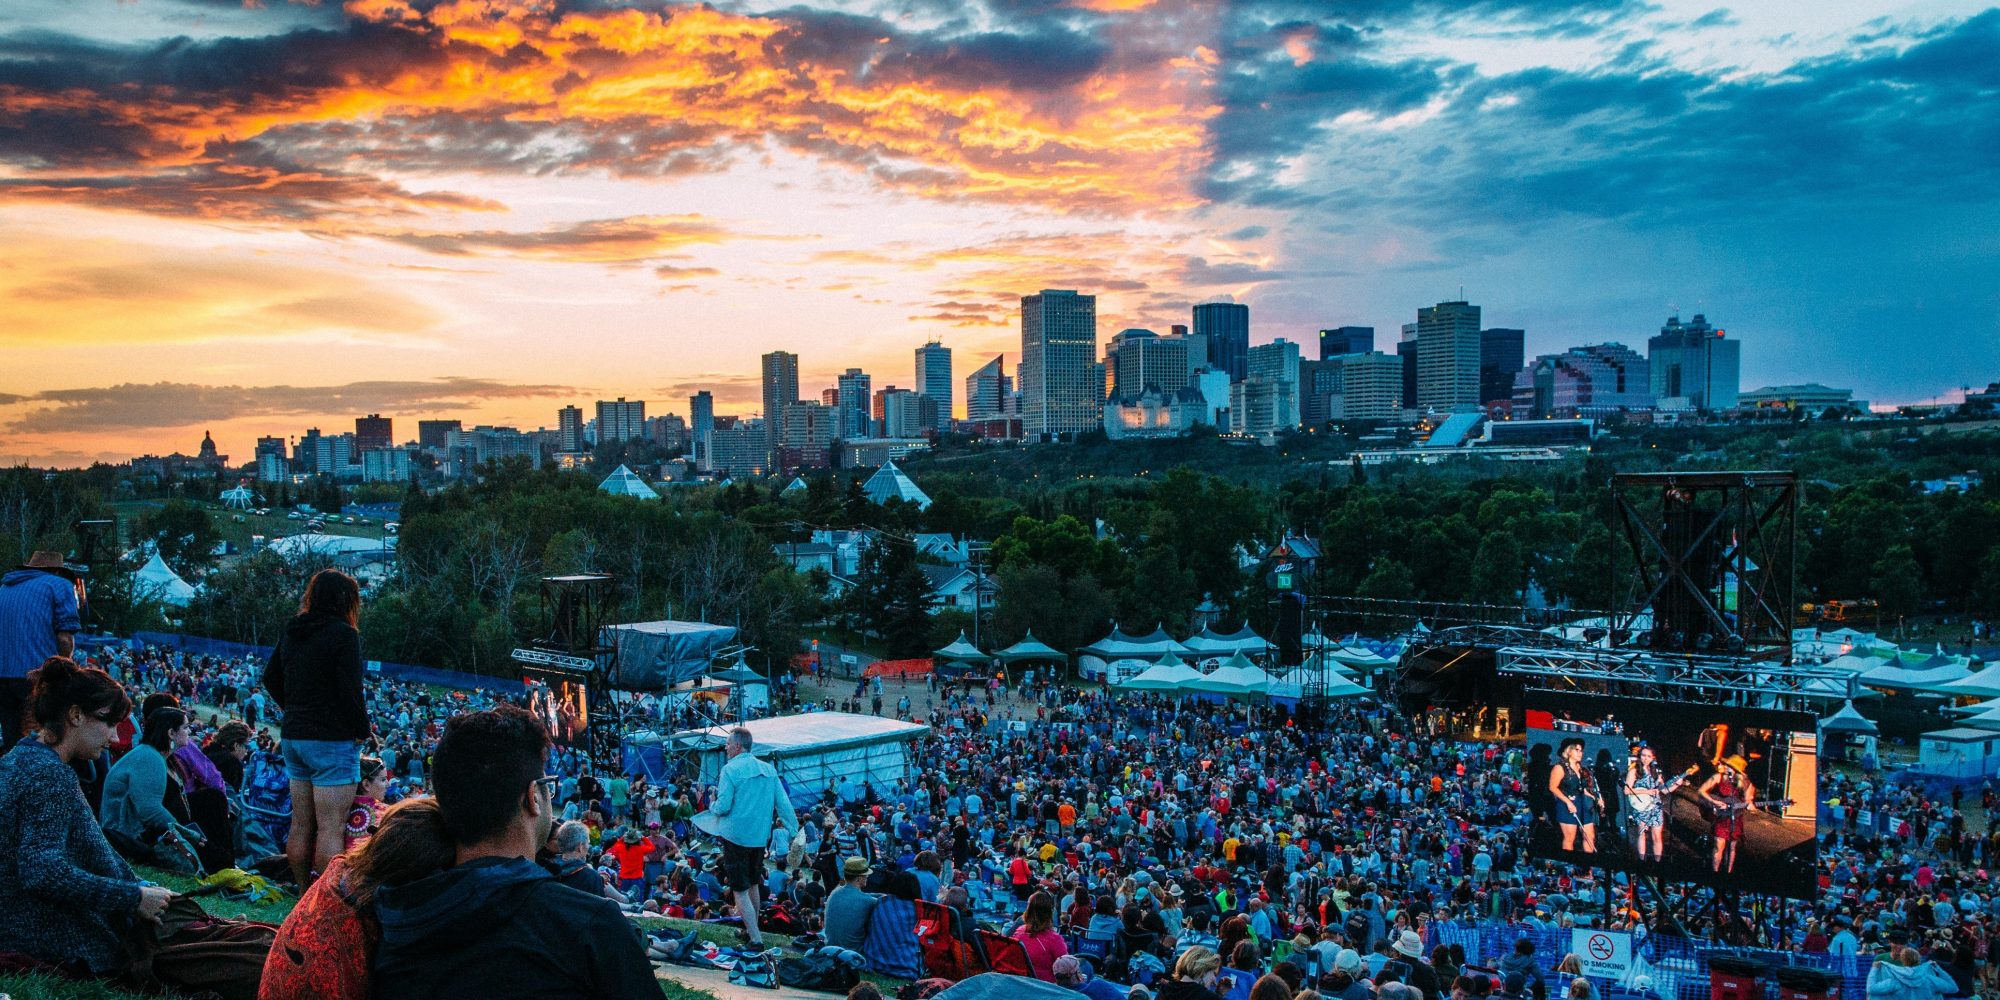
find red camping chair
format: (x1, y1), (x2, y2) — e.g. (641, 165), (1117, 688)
(915, 899), (986, 982)
(975, 929), (1036, 979)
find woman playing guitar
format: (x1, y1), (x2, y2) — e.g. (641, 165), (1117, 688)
(1697, 754), (1757, 874)
(1623, 745), (1695, 862)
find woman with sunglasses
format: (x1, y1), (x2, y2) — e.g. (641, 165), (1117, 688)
(0, 656), (174, 975)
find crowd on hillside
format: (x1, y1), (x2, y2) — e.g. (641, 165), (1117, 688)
(2, 553), (1999, 1000)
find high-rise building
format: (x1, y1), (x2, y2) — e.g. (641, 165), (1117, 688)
(1416, 300), (1482, 409)
(965, 355), (1010, 422)
(705, 418), (766, 478)
(1397, 324), (1418, 411)
(648, 414), (688, 452)
(1107, 329), (1192, 400)
(1298, 358), (1341, 427)
(1193, 302), (1249, 382)
(1513, 342), (1653, 419)
(1229, 378), (1289, 442)
(355, 414), (392, 451)
(689, 391), (714, 464)
(914, 341), (952, 427)
(1478, 328), (1525, 405)
(595, 397), (646, 445)
(556, 406), (585, 453)
(836, 368), (873, 439)
(1319, 326), (1374, 360)
(416, 420), (460, 450)
(1647, 313), (1740, 411)
(778, 401), (835, 473)
(761, 351), (800, 464)
(1246, 338), (1302, 427)
(879, 389), (925, 439)
(1331, 351), (1405, 421)
(254, 436), (287, 460)
(1019, 289), (1098, 440)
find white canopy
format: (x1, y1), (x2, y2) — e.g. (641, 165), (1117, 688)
(1820, 701), (1879, 735)
(1324, 643), (1398, 670)
(1181, 624), (1268, 658)
(1117, 656), (1205, 691)
(1188, 653), (1276, 696)
(1940, 664), (2000, 699)
(1081, 625), (1191, 661)
(1268, 666), (1371, 700)
(1946, 696), (2000, 716)
(1959, 707), (2000, 732)
(1860, 660), (1974, 693)
(134, 552), (196, 607)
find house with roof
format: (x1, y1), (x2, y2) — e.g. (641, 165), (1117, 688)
(773, 541), (838, 576)
(919, 563), (997, 612)
(913, 532), (972, 566)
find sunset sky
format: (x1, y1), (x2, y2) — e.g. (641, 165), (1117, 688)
(3, 0), (1997, 466)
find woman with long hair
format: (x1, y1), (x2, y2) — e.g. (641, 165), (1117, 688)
(0, 657), (173, 974)
(261, 797), (456, 1000)
(1548, 738), (1600, 854)
(1012, 888), (1070, 982)
(1697, 755), (1756, 875)
(264, 568), (371, 887)
(1161, 946), (1227, 1000)
(100, 706), (207, 872)
(1621, 745), (1684, 863)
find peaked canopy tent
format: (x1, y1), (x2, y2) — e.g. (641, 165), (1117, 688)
(1858, 659), (1974, 694)
(1267, 667), (1371, 701)
(598, 465), (660, 500)
(1940, 664), (2000, 699)
(1821, 701), (1879, 734)
(1186, 651), (1276, 697)
(934, 631), (985, 664)
(1077, 624), (1191, 682)
(1181, 624), (1269, 662)
(1946, 695), (2000, 717)
(990, 630), (1066, 681)
(134, 552), (196, 607)
(1116, 654), (1204, 691)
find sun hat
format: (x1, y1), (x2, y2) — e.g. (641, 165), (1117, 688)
(622, 828), (644, 844)
(1395, 930), (1424, 958)
(17, 550), (81, 580)
(843, 857), (872, 878)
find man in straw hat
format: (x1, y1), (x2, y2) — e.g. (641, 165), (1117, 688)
(1, 550), (84, 749)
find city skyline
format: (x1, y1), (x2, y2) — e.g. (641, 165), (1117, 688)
(3, 0), (1997, 465)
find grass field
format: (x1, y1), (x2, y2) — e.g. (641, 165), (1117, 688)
(106, 499), (392, 560)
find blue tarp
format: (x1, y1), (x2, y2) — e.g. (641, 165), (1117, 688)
(602, 620), (738, 688)
(129, 631), (523, 693)
(936, 975), (1075, 1000)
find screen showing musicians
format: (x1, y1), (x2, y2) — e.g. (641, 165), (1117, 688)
(523, 670), (590, 745)
(1523, 692), (1819, 898)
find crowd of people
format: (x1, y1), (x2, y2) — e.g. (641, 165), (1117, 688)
(2, 547), (1998, 1000)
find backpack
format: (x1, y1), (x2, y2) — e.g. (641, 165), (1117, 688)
(1343, 910), (1371, 947)
(730, 949), (781, 989)
(259, 854), (373, 1000)
(778, 947), (863, 993)
(123, 894), (278, 1000)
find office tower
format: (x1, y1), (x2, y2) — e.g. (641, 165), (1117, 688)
(1648, 313), (1740, 411)
(879, 389), (925, 438)
(778, 401), (835, 473)
(706, 418), (766, 477)
(1229, 378), (1288, 441)
(689, 391), (714, 464)
(1298, 359), (1340, 427)
(966, 355), (1009, 421)
(416, 420), (460, 450)
(595, 397), (646, 444)
(295, 428), (323, 474)
(1514, 343), (1653, 419)
(648, 414), (688, 452)
(1193, 301), (1250, 382)
(1416, 300), (1482, 409)
(821, 387), (838, 407)
(1398, 325), (1418, 411)
(915, 341), (952, 427)
(1107, 328), (1193, 400)
(1019, 289), (1099, 440)
(1319, 326), (1374, 360)
(1332, 352), (1405, 420)
(1479, 328), (1525, 405)
(1246, 338), (1302, 427)
(556, 406), (585, 453)
(254, 436), (287, 460)
(837, 368), (873, 439)
(761, 351), (800, 465)
(354, 414), (392, 451)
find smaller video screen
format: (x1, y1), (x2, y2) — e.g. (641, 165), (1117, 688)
(1523, 690), (1819, 898)
(523, 668), (590, 746)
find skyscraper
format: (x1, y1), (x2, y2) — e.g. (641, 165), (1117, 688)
(761, 351), (800, 465)
(1107, 329), (1192, 400)
(595, 397), (646, 444)
(1193, 302), (1250, 382)
(1397, 328), (1418, 413)
(1246, 338), (1302, 427)
(1319, 326), (1374, 360)
(1479, 328), (1525, 405)
(416, 419), (460, 450)
(1332, 352), (1405, 420)
(1513, 343), (1653, 418)
(1019, 290), (1098, 440)
(1647, 313), (1740, 411)
(354, 414), (392, 451)
(965, 355), (1010, 421)
(836, 368), (873, 439)
(915, 341), (952, 427)
(556, 405), (585, 453)
(689, 391), (714, 465)
(1416, 300), (1482, 409)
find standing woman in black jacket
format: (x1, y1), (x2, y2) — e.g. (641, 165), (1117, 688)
(263, 569), (371, 887)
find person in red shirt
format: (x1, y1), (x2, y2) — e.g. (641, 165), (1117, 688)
(603, 827), (654, 902)
(1009, 846), (1034, 900)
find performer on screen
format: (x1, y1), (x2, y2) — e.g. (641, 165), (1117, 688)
(1549, 737), (1602, 853)
(1623, 745), (1693, 862)
(1698, 754), (1757, 874)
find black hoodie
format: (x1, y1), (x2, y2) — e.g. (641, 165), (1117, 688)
(262, 612), (369, 742)
(373, 856), (659, 999)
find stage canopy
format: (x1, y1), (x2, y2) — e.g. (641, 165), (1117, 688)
(134, 552), (196, 607)
(996, 631), (1065, 665)
(670, 712), (929, 807)
(603, 620), (738, 689)
(1181, 624), (1267, 659)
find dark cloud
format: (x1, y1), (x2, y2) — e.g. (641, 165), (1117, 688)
(3, 378), (575, 433)
(376, 215), (731, 262)
(769, 7), (1111, 92)
(654, 264), (721, 278)
(1225, 225), (1269, 240)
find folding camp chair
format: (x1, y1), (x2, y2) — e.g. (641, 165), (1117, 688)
(916, 899), (986, 982)
(975, 929), (1036, 978)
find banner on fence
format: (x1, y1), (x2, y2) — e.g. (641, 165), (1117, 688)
(1571, 929), (1631, 981)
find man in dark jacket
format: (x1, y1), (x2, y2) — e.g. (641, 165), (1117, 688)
(373, 705), (658, 999)
(0, 552), (82, 749)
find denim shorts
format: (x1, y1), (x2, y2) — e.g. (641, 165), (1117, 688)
(283, 738), (361, 786)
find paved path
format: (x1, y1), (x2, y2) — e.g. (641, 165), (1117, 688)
(654, 959), (841, 1000)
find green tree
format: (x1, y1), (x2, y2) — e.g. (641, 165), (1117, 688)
(136, 500), (224, 576)
(1468, 534), (1525, 604)
(880, 563), (936, 659)
(1871, 544), (1924, 621)
(991, 562), (1111, 671)
(1357, 557), (1416, 601)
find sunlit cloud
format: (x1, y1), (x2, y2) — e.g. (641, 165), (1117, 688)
(0, 377), (576, 433)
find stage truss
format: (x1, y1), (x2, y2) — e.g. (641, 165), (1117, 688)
(1495, 645), (1856, 706)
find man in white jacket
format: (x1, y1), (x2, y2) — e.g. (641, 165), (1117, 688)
(695, 727), (798, 948)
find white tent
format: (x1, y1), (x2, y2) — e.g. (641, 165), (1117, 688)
(1324, 643), (1398, 672)
(1181, 624), (1268, 658)
(1081, 625), (1191, 660)
(134, 552), (196, 607)
(1860, 659), (1973, 693)
(1117, 655), (1204, 691)
(598, 465), (660, 500)
(673, 712), (929, 808)
(1946, 696), (2000, 717)
(1941, 664), (2000, 699)
(1268, 668), (1371, 701)
(1187, 651), (1275, 696)
(1958, 707), (2000, 732)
